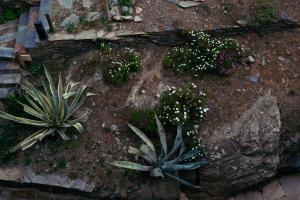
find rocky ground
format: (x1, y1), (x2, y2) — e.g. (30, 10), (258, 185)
(52, 0), (300, 33)
(0, 0), (300, 199)
(228, 174), (300, 200)
(0, 28), (299, 199)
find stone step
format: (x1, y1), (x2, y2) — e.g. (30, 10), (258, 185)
(15, 8), (39, 49)
(28, 7), (40, 28)
(0, 32), (17, 43)
(39, 0), (53, 32)
(0, 47), (16, 59)
(16, 10), (30, 51)
(16, 26), (36, 49)
(0, 20), (18, 34)
(0, 87), (15, 99)
(0, 40), (16, 48)
(0, 73), (21, 85)
(0, 61), (20, 74)
(18, 10), (30, 31)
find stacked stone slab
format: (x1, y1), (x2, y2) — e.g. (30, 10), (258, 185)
(0, 0), (53, 98)
(0, 20), (21, 98)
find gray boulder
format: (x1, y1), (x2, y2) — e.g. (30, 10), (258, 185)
(189, 90), (281, 197)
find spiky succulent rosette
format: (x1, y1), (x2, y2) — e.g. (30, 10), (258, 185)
(112, 116), (208, 188)
(0, 67), (95, 152)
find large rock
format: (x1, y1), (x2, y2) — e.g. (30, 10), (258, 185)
(0, 167), (95, 192)
(191, 90), (281, 196)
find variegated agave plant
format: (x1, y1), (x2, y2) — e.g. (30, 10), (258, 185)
(112, 116), (208, 188)
(0, 67), (95, 153)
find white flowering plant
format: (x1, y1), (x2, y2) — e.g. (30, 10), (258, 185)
(163, 31), (244, 76)
(104, 61), (130, 84)
(123, 48), (142, 72)
(156, 84), (208, 127)
(103, 48), (142, 84)
(97, 41), (112, 55)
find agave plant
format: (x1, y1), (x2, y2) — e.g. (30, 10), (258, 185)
(0, 67), (95, 153)
(112, 116), (208, 188)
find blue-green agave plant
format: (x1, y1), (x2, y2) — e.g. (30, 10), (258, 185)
(112, 115), (208, 188)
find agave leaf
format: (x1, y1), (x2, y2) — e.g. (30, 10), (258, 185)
(150, 167), (163, 177)
(86, 92), (97, 97)
(111, 161), (153, 171)
(65, 81), (80, 94)
(63, 92), (76, 99)
(65, 86), (88, 119)
(9, 128), (56, 153)
(162, 124), (184, 162)
(177, 148), (203, 163)
(57, 129), (70, 140)
(44, 67), (59, 111)
(17, 101), (48, 121)
(128, 146), (154, 163)
(165, 173), (201, 189)
(139, 144), (157, 163)
(23, 82), (52, 116)
(155, 115), (167, 156)
(0, 111), (48, 127)
(67, 85), (87, 114)
(72, 122), (84, 133)
(65, 111), (89, 126)
(57, 74), (65, 122)
(24, 96), (51, 121)
(128, 123), (156, 152)
(162, 161), (208, 171)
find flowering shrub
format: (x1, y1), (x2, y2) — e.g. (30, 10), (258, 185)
(123, 48), (142, 72)
(130, 109), (157, 134)
(183, 124), (205, 161)
(156, 83), (208, 126)
(103, 48), (142, 84)
(98, 41), (112, 55)
(163, 47), (190, 74)
(103, 61), (130, 84)
(163, 31), (244, 76)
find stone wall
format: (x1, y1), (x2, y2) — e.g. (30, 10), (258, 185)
(27, 19), (300, 63)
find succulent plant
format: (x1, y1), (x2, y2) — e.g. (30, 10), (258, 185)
(112, 116), (208, 188)
(0, 67), (95, 153)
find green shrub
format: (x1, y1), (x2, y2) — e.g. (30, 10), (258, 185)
(54, 158), (67, 170)
(112, 116), (207, 188)
(130, 109), (156, 134)
(163, 47), (190, 74)
(0, 67), (95, 153)
(29, 64), (43, 76)
(0, 16), (5, 24)
(66, 22), (75, 33)
(123, 48), (142, 72)
(79, 16), (87, 25)
(103, 48), (142, 84)
(156, 84), (208, 126)
(103, 61), (130, 84)
(98, 41), (112, 55)
(251, 0), (278, 27)
(118, 0), (133, 7)
(163, 31), (244, 76)
(0, 9), (21, 25)
(3, 10), (18, 21)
